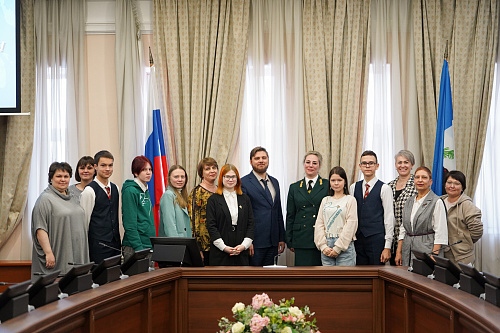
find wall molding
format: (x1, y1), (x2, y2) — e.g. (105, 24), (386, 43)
(86, 0), (152, 35)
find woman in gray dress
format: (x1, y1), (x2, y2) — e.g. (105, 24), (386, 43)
(68, 156), (95, 201)
(31, 162), (90, 280)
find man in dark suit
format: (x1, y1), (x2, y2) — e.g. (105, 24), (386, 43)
(241, 147), (285, 266)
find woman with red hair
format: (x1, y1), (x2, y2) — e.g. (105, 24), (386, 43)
(206, 164), (255, 266)
(121, 156), (156, 262)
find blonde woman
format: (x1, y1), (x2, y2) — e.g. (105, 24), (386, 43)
(159, 165), (191, 237)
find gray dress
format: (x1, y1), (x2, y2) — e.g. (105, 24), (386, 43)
(67, 184), (83, 203)
(31, 185), (90, 280)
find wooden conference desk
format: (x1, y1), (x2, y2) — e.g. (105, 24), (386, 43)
(0, 266), (499, 333)
(0, 261), (31, 293)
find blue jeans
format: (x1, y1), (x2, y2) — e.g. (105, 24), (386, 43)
(321, 237), (356, 266)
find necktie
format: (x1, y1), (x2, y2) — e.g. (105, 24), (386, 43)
(363, 183), (370, 199)
(261, 179), (273, 203)
(105, 186), (111, 199)
(307, 180), (313, 193)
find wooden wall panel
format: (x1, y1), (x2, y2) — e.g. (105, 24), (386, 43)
(51, 315), (86, 333)
(94, 294), (144, 333)
(151, 283), (175, 333)
(411, 296), (451, 333)
(385, 284), (406, 333)
(0, 261), (31, 292)
(187, 290), (373, 333)
(456, 313), (494, 333)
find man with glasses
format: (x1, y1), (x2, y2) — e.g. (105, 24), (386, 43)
(349, 150), (395, 265)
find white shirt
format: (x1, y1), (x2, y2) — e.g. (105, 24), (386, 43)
(398, 192), (448, 245)
(252, 170), (276, 200)
(134, 178), (148, 192)
(80, 178), (118, 227)
(213, 189), (253, 251)
(349, 177), (395, 249)
(223, 189), (238, 225)
(304, 175), (319, 190)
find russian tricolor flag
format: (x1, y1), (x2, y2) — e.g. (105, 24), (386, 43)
(145, 59), (168, 235)
(432, 58), (456, 196)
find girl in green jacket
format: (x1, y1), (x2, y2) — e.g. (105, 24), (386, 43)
(121, 156), (156, 262)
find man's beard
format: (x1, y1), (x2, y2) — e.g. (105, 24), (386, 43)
(253, 165), (268, 174)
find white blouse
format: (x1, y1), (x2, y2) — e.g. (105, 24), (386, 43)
(398, 192), (448, 245)
(223, 189), (238, 225)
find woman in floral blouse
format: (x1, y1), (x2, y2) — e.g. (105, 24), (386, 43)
(188, 157), (218, 266)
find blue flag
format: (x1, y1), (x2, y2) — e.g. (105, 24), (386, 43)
(431, 59), (455, 195)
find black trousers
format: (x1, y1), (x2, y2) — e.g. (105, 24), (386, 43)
(354, 233), (385, 265)
(250, 246), (278, 266)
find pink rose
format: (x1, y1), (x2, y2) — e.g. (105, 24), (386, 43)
(251, 293), (273, 309)
(250, 313), (270, 333)
(282, 314), (298, 323)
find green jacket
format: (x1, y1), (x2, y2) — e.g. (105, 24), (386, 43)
(121, 179), (156, 251)
(159, 186), (192, 237)
(286, 177), (329, 249)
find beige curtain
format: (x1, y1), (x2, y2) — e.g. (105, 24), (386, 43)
(116, 0), (145, 178)
(413, 0), (498, 196)
(302, 0), (371, 183)
(153, 0), (250, 186)
(0, 0), (35, 250)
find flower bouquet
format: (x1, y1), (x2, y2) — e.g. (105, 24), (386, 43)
(218, 293), (320, 333)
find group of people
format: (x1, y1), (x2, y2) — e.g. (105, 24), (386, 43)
(31, 147), (483, 279)
(31, 151), (152, 278)
(311, 149), (483, 268)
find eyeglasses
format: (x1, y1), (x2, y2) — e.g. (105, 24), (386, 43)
(446, 181), (462, 187)
(224, 175), (237, 180)
(360, 161), (376, 167)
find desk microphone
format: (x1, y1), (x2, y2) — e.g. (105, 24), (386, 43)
(263, 253), (287, 268)
(98, 242), (134, 255)
(274, 253), (281, 266)
(0, 282), (16, 285)
(430, 240), (462, 255)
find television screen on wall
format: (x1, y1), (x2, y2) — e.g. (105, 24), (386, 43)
(0, 0), (21, 114)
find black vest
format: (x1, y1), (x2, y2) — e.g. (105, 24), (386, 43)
(354, 180), (385, 237)
(88, 181), (120, 244)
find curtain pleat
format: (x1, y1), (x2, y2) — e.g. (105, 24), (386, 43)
(413, 0), (498, 196)
(0, 0), (35, 251)
(153, 0), (250, 187)
(20, 0), (86, 257)
(302, 0), (371, 183)
(116, 0), (145, 177)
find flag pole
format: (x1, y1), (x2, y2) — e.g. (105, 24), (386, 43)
(444, 40), (448, 61)
(149, 46), (154, 67)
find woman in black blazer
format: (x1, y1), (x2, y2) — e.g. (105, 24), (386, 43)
(206, 164), (255, 266)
